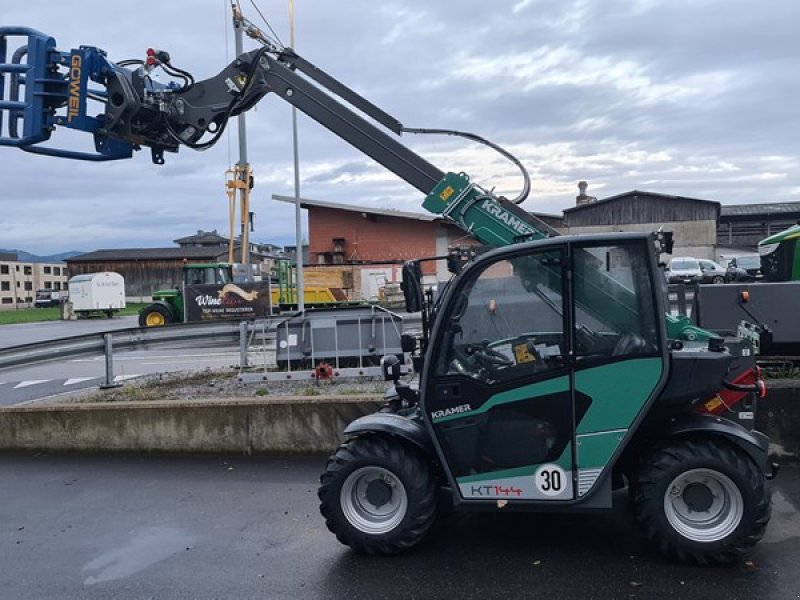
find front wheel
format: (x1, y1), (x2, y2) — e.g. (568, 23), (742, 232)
(631, 438), (770, 564)
(138, 304), (174, 327)
(712, 275), (725, 284)
(319, 435), (436, 554)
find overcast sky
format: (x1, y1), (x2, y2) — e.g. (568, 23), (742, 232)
(2, 0), (798, 254)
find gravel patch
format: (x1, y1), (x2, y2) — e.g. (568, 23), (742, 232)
(50, 367), (390, 404)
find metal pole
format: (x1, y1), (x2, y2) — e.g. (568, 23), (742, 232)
(100, 333), (122, 389)
(290, 0), (304, 310)
(240, 320), (249, 368)
(234, 8), (251, 266)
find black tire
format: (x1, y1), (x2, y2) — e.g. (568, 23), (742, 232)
(631, 438), (770, 564)
(138, 304), (173, 327)
(319, 435), (436, 555)
(712, 276), (725, 284)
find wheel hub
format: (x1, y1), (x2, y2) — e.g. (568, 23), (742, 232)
(146, 312), (165, 326)
(340, 466), (408, 535)
(682, 481), (715, 513)
(365, 478), (393, 508)
(663, 468), (744, 543)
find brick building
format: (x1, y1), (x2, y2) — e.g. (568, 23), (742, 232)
(273, 194), (562, 281)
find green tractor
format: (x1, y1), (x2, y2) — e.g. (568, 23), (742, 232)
(319, 233), (775, 564)
(139, 263), (241, 327)
(759, 223), (800, 282)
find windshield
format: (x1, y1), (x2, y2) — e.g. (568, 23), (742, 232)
(736, 256), (760, 269)
(670, 259), (697, 270)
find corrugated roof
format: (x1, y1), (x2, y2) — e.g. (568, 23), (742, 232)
(564, 190), (719, 213)
(272, 194), (438, 222)
(273, 194), (563, 226)
(720, 202), (800, 217)
(67, 247), (221, 263)
(173, 230), (228, 244)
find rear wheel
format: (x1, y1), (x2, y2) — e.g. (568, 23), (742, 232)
(712, 275), (725, 284)
(138, 304), (173, 327)
(631, 438), (770, 564)
(319, 435), (436, 554)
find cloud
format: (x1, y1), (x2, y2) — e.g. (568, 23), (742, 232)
(0, 0), (798, 253)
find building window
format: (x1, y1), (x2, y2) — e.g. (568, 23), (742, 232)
(54, 267), (61, 276)
(24, 266), (32, 275)
(44, 281), (52, 289)
(1, 298), (12, 304)
(24, 282), (32, 291)
(0, 265), (8, 274)
(44, 266), (51, 274)
(54, 282), (61, 291)
(1, 282), (8, 291)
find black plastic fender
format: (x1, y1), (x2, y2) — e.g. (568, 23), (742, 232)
(665, 413), (772, 475)
(343, 412), (434, 455)
(141, 300), (174, 311)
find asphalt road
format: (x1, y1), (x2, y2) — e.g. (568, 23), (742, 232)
(1, 453), (798, 600)
(0, 345), (242, 406)
(0, 317), (244, 404)
(0, 315), (140, 349)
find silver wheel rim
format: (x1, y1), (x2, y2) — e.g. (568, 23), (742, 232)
(340, 466), (408, 534)
(663, 468), (743, 543)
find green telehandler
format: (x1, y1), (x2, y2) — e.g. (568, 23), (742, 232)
(0, 15), (775, 563)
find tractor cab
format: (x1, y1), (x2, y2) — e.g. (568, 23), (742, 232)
(183, 263), (234, 286)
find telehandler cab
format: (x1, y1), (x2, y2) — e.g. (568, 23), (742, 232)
(0, 13), (775, 562)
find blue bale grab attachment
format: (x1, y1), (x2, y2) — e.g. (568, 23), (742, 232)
(0, 26), (133, 161)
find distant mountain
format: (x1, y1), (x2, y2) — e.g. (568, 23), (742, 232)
(0, 249), (84, 263)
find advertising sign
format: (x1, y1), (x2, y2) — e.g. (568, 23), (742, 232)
(185, 282), (270, 321)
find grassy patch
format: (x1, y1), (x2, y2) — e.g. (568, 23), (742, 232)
(0, 303), (145, 325)
(0, 306), (63, 325)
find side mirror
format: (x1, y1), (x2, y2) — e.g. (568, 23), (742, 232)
(401, 261), (424, 313)
(381, 354), (401, 382)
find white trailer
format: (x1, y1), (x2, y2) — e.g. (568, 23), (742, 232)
(67, 272), (126, 318)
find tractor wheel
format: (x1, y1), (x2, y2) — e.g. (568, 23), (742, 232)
(631, 438), (770, 564)
(138, 304), (173, 327)
(319, 435), (436, 555)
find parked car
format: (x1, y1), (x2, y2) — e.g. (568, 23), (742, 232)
(697, 259), (727, 284)
(725, 255), (762, 282)
(34, 288), (62, 308)
(666, 257), (702, 284)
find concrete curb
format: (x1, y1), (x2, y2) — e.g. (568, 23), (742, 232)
(0, 386), (796, 458)
(0, 396), (382, 454)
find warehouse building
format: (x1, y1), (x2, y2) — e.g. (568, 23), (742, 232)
(562, 186), (720, 259)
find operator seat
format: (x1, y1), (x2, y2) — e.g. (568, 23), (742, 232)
(612, 332), (650, 356)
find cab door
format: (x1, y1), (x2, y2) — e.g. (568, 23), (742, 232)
(423, 246), (576, 503)
(422, 237), (667, 505)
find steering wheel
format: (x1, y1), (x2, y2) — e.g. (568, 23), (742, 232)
(473, 343), (515, 367)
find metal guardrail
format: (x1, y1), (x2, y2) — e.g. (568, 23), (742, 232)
(0, 320), (245, 371)
(0, 310), (421, 384)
